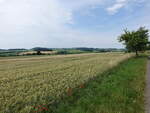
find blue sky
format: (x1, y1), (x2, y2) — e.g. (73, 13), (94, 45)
(0, 0), (150, 49)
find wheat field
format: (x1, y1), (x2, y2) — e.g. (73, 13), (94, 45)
(0, 53), (134, 113)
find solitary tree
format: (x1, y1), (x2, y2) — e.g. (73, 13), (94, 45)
(36, 50), (42, 55)
(118, 27), (149, 56)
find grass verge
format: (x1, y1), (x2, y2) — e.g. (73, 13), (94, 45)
(45, 56), (147, 113)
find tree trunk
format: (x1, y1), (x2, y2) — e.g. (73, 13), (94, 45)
(135, 50), (139, 57)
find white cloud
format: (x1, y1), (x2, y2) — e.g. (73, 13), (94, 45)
(58, 0), (104, 10)
(106, 0), (128, 14)
(0, 0), (149, 48)
(0, 0), (106, 34)
(0, 0), (76, 48)
(0, 0), (4, 3)
(0, 0), (111, 49)
(0, 0), (72, 32)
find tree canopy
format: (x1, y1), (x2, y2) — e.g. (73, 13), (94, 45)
(118, 27), (149, 56)
(32, 47), (53, 51)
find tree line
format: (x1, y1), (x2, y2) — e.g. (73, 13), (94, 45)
(119, 27), (149, 56)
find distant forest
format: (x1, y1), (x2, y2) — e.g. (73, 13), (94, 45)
(0, 47), (125, 57)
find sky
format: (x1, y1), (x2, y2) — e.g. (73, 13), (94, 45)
(0, 0), (150, 49)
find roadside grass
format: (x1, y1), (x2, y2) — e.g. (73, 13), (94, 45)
(48, 56), (147, 113)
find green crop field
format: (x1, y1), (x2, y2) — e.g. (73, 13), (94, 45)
(0, 53), (133, 113)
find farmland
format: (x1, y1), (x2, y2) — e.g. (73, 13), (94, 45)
(0, 53), (133, 113)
